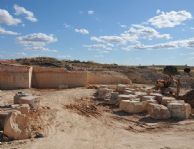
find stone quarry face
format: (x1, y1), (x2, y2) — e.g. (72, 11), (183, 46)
(3, 111), (31, 140)
(148, 103), (171, 120)
(168, 102), (191, 120)
(119, 100), (146, 113)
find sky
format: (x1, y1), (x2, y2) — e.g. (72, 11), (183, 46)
(0, 0), (194, 65)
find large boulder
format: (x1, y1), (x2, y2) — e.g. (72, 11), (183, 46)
(119, 100), (146, 113)
(168, 102), (191, 120)
(3, 111), (31, 140)
(148, 103), (171, 120)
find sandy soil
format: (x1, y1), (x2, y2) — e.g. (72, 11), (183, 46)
(0, 88), (194, 149)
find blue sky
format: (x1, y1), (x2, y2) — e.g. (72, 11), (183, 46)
(0, 0), (194, 65)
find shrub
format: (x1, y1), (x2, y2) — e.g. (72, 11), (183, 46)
(184, 67), (191, 74)
(163, 66), (178, 75)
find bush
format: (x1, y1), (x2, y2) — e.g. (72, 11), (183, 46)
(163, 66), (178, 75)
(184, 67), (191, 74)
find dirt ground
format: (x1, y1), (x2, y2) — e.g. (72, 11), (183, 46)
(0, 87), (194, 149)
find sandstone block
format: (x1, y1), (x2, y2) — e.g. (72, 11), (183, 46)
(118, 94), (137, 102)
(148, 104), (171, 120)
(161, 97), (176, 106)
(119, 100), (146, 113)
(123, 90), (135, 95)
(168, 103), (191, 120)
(14, 95), (40, 109)
(117, 84), (127, 93)
(150, 93), (163, 104)
(135, 92), (147, 98)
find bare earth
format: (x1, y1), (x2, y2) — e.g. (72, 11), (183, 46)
(0, 88), (194, 149)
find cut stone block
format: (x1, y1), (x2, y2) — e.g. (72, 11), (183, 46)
(135, 92), (147, 98)
(123, 90), (135, 95)
(141, 96), (155, 102)
(119, 100), (146, 113)
(148, 103), (171, 120)
(161, 97), (176, 106)
(168, 103), (191, 120)
(14, 95), (40, 109)
(150, 93), (163, 104)
(118, 94), (137, 102)
(4, 111), (31, 140)
(97, 88), (113, 100)
(117, 84), (127, 93)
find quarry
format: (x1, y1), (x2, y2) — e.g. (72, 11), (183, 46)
(0, 59), (194, 149)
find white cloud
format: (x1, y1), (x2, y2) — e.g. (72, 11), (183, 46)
(124, 37), (194, 50)
(156, 9), (161, 14)
(64, 23), (71, 29)
(14, 4), (37, 22)
(0, 9), (21, 25)
(120, 24), (127, 28)
(0, 27), (19, 35)
(148, 10), (192, 28)
(88, 10), (95, 15)
(126, 24), (171, 40)
(90, 25), (171, 46)
(84, 44), (113, 51)
(16, 33), (58, 51)
(75, 28), (89, 35)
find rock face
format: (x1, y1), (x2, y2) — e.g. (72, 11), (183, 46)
(181, 90), (194, 108)
(119, 100), (146, 113)
(4, 111), (31, 140)
(148, 104), (171, 120)
(168, 102), (191, 120)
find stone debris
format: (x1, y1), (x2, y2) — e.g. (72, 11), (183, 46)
(119, 100), (146, 113)
(168, 102), (191, 120)
(148, 103), (171, 120)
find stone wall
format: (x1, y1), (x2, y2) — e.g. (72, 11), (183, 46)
(87, 71), (131, 85)
(32, 67), (87, 89)
(0, 64), (32, 89)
